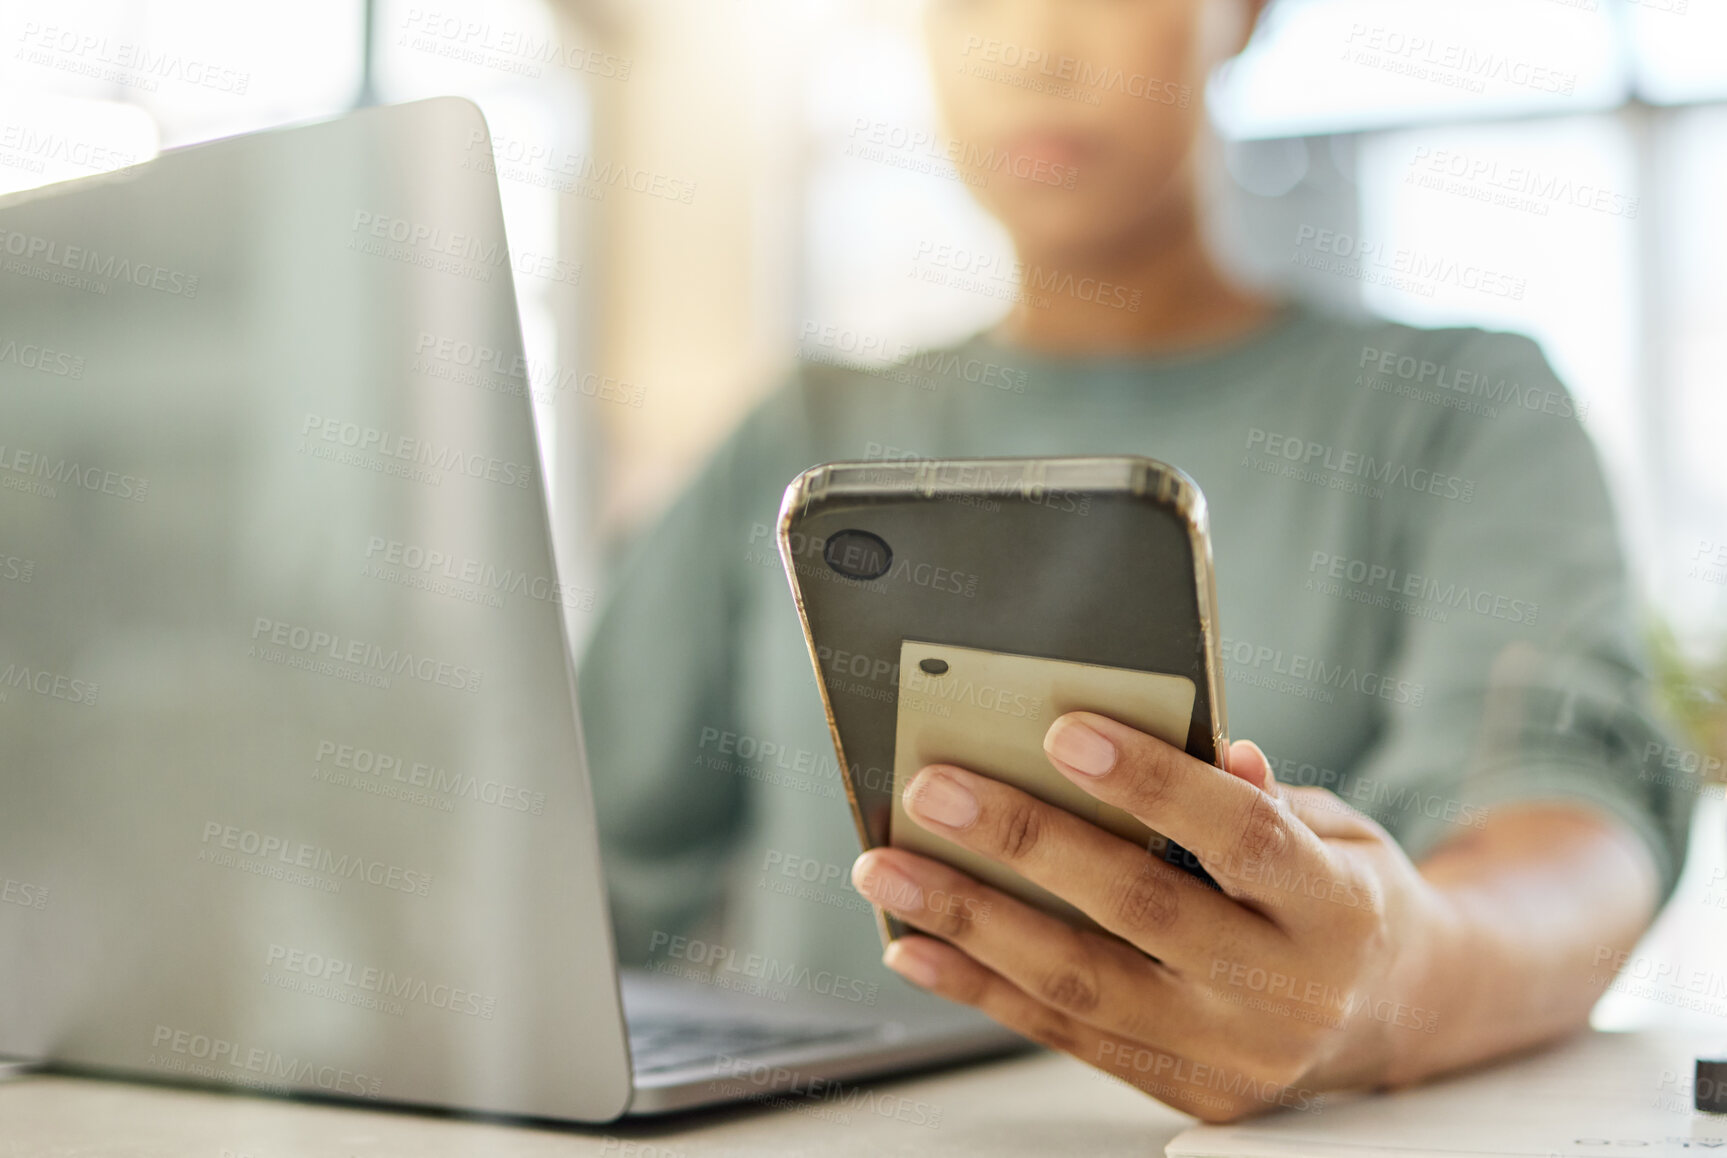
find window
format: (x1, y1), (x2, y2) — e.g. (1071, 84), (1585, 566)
(2, 0), (593, 520)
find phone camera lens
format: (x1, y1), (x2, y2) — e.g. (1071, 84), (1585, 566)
(918, 658), (949, 676)
(823, 529), (892, 581)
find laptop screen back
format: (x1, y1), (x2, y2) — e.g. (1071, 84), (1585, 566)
(0, 98), (631, 1121)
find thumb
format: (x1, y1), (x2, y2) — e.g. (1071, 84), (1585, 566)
(1226, 739), (1276, 794)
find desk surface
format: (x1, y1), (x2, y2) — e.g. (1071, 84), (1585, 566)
(0, 1052), (1193, 1157)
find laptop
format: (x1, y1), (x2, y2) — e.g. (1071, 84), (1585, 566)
(0, 96), (1021, 1122)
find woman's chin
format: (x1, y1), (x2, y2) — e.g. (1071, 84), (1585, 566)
(996, 212), (1145, 270)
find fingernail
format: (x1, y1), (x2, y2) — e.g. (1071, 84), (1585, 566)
(905, 768), (979, 829)
(1045, 716), (1116, 777)
(884, 940), (942, 988)
(852, 853), (923, 912)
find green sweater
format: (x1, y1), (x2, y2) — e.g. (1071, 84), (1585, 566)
(578, 304), (1693, 983)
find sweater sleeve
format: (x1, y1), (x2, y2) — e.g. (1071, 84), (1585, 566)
(576, 396), (781, 961)
(1342, 332), (1694, 903)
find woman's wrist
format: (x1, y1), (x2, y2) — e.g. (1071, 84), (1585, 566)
(1302, 871), (1476, 1093)
(1363, 807), (1654, 1090)
(1374, 883), (1481, 1089)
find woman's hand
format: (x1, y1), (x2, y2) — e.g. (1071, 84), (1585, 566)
(849, 712), (1465, 1122)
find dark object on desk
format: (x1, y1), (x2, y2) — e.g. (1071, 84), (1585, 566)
(1696, 1058), (1727, 1112)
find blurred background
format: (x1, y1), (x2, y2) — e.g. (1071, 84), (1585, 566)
(4, 0), (1724, 1027)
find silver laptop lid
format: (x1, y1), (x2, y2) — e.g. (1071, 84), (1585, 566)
(0, 98), (632, 1121)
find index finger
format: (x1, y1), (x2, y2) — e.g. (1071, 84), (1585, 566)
(1042, 713), (1335, 920)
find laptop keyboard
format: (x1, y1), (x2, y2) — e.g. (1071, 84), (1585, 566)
(627, 1015), (877, 1075)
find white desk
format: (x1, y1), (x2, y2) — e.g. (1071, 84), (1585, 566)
(0, 1052), (1194, 1157)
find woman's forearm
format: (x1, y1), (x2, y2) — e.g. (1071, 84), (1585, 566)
(1385, 805), (1661, 1086)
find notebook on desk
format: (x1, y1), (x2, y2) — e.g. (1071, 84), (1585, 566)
(1167, 1029), (1727, 1158)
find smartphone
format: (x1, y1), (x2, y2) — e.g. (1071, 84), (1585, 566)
(777, 456), (1229, 945)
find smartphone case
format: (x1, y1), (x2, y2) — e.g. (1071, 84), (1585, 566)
(777, 457), (1228, 945)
